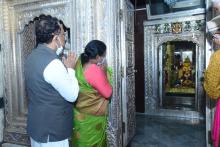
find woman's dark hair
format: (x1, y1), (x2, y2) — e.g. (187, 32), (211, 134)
(35, 14), (61, 44)
(81, 40), (106, 65)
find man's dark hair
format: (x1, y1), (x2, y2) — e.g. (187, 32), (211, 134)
(35, 14), (61, 44)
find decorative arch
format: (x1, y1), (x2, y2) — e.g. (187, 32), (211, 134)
(157, 37), (201, 48)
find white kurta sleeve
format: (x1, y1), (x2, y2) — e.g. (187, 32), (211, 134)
(43, 59), (79, 102)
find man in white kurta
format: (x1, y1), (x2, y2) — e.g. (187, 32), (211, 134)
(24, 14), (79, 147)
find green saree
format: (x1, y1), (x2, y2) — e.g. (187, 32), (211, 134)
(72, 59), (112, 147)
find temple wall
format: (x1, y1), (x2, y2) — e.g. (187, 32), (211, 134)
(0, 1), (3, 97)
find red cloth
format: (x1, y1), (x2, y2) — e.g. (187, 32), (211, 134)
(212, 99), (220, 147)
(84, 64), (112, 98)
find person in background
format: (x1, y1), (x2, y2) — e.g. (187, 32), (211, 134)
(204, 30), (220, 98)
(24, 14), (79, 147)
(204, 15), (220, 147)
(72, 40), (112, 147)
(212, 0), (220, 13)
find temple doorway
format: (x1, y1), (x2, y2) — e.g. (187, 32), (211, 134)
(129, 0), (208, 146)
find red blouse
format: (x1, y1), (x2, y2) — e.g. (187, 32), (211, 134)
(84, 64), (112, 99)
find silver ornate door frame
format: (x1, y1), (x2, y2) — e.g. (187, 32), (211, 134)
(0, 1), (4, 142)
(144, 14), (205, 119)
(120, 0), (136, 146)
(0, 1), (4, 98)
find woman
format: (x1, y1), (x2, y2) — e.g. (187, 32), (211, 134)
(72, 40), (112, 147)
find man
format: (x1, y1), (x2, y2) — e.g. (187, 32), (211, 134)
(204, 11), (220, 147)
(24, 14), (79, 147)
(205, 13), (220, 99)
(204, 30), (220, 99)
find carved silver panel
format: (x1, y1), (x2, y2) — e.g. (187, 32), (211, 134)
(125, 40), (135, 144)
(20, 23), (36, 113)
(144, 14), (205, 118)
(122, 0), (136, 146)
(144, 25), (155, 112)
(126, 74), (136, 142)
(0, 1), (4, 98)
(0, 2), (4, 142)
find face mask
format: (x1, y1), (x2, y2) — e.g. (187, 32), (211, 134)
(56, 46), (64, 55)
(97, 57), (106, 66)
(55, 37), (64, 55)
(213, 34), (220, 40)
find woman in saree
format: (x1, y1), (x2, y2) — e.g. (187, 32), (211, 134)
(72, 40), (112, 147)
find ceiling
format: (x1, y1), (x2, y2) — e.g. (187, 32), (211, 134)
(130, 0), (148, 8)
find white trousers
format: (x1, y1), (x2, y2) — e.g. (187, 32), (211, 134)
(30, 137), (69, 147)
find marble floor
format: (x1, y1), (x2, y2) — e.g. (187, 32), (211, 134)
(129, 114), (206, 147)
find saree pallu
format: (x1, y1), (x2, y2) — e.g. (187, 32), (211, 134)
(72, 108), (109, 147)
(212, 98), (220, 147)
(72, 59), (112, 147)
(75, 92), (109, 116)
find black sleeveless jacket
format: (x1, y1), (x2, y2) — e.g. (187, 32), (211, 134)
(24, 44), (73, 142)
